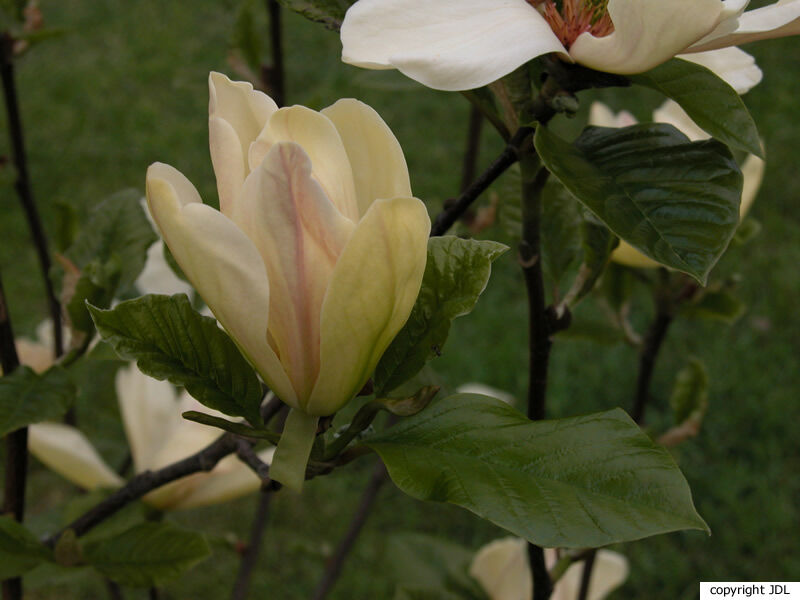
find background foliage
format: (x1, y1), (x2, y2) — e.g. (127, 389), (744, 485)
(0, 0), (798, 597)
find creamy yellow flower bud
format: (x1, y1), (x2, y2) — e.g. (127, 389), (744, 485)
(146, 73), (430, 418)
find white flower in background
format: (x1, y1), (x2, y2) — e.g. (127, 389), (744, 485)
(28, 364), (274, 510)
(457, 383), (516, 405)
(469, 537), (629, 600)
(588, 100), (766, 269)
(340, 0), (798, 91)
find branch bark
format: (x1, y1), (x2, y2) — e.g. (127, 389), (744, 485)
(231, 487), (276, 600)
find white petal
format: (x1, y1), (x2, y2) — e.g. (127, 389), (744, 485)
(135, 241), (195, 297)
(209, 72), (278, 216)
(678, 48), (762, 94)
(234, 143), (356, 406)
(341, 0), (567, 91)
(469, 537), (532, 600)
(588, 102), (637, 129)
(570, 0), (726, 74)
(693, 0), (800, 49)
(28, 423), (124, 490)
(116, 363), (182, 472)
(652, 100), (709, 141)
(740, 153), (765, 217)
(321, 99), (412, 217)
(146, 163), (297, 407)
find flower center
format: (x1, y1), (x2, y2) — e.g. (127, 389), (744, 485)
(527, 0), (615, 48)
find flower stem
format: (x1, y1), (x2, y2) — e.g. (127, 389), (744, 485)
(231, 487), (276, 600)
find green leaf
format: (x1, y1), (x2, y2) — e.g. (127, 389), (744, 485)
(631, 58), (763, 158)
(535, 124), (742, 284)
(394, 588), (470, 600)
(182, 411), (280, 444)
(65, 256), (121, 335)
(88, 294), (263, 426)
(366, 394), (708, 548)
(0, 516), (53, 579)
(540, 181), (583, 288)
(731, 217), (762, 246)
(682, 289), (745, 323)
(374, 237), (508, 395)
(0, 367), (76, 437)
(276, 0), (354, 30)
(83, 522), (210, 587)
(670, 358), (709, 425)
(63, 189), (157, 293)
(563, 214), (619, 307)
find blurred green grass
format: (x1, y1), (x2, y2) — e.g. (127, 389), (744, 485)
(1, 0), (798, 598)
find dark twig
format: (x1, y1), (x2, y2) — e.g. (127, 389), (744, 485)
(104, 579), (124, 600)
(431, 126), (532, 236)
(263, 0), (285, 108)
(576, 549), (597, 600)
(1, 33), (63, 359)
(46, 434), (239, 546)
(1, 271), (24, 600)
(235, 439), (272, 486)
(460, 105), (484, 194)
(231, 488), (275, 600)
(311, 461), (388, 600)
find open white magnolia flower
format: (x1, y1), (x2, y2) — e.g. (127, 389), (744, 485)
(469, 537), (629, 600)
(28, 364), (274, 510)
(340, 0), (798, 91)
(588, 100), (765, 269)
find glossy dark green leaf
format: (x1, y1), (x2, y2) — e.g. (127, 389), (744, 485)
(0, 516), (53, 579)
(536, 124), (742, 284)
(631, 58), (762, 158)
(0, 367), (76, 437)
(65, 257), (121, 335)
(83, 522), (210, 587)
(374, 237), (507, 395)
(366, 394), (707, 548)
(276, 0), (354, 30)
(88, 294), (263, 426)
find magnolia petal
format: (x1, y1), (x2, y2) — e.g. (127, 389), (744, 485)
(321, 99), (411, 218)
(209, 72), (278, 216)
(678, 48), (762, 94)
(340, 0), (567, 91)
(28, 423), (124, 490)
(307, 197), (429, 416)
(145, 163), (297, 407)
(250, 106), (360, 222)
(172, 448), (274, 510)
(469, 537), (531, 600)
(587, 102), (637, 129)
(610, 241), (663, 269)
(554, 550), (629, 600)
(135, 241), (194, 300)
(235, 142), (355, 404)
(570, 0), (725, 74)
(116, 363), (182, 472)
(740, 153), (765, 217)
(15, 339), (54, 374)
(652, 100), (709, 142)
(692, 0), (800, 50)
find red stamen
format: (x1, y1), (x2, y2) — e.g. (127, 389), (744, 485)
(527, 0), (614, 48)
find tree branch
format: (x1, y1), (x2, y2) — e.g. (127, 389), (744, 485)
(311, 460), (388, 600)
(46, 433), (240, 546)
(430, 125), (532, 237)
(1, 33), (63, 359)
(231, 487), (276, 600)
(1, 270), (25, 600)
(263, 0), (285, 107)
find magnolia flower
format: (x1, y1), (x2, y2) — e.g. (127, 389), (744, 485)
(588, 100), (765, 269)
(28, 364), (274, 510)
(146, 73), (429, 418)
(340, 0), (799, 91)
(469, 538), (629, 600)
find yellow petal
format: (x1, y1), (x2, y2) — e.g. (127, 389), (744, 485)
(610, 241), (663, 269)
(306, 196), (429, 416)
(145, 162), (297, 407)
(469, 537), (532, 600)
(249, 105), (360, 222)
(321, 99), (412, 217)
(570, 0), (725, 74)
(234, 142), (355, 404)
(740, 153), (765, 217)
(28, 423), (124, 490)
(209, 72), (278, 216)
